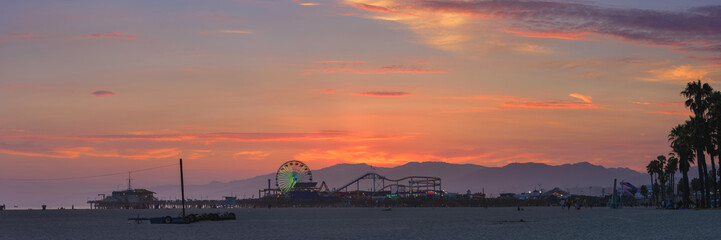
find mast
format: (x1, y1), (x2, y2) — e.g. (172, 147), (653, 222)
(180, 158), (186, 218)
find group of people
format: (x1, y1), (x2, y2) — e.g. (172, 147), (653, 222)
(560, 199), (591, 210)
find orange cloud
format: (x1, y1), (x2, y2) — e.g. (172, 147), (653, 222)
(645, 65), (715, 83)
(352, 92), (411, 97)
(446, 93), (604, 112)
(0, 147), (179, 160)
(633, 101), (684, 107)
(569, 93), (592, 103)
(0, 131), (412, 143)
(300, 3), (321, 6)
(307, 61), (444, 74)
(350, 3), (415, 16)
(647, 111), (691, 116)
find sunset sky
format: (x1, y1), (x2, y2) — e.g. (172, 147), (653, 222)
(1, 0), (720, 202)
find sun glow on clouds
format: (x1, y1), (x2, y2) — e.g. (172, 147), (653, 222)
(644, 65), (715, 83)
(446, 93), (603, 112)
(294, 146), (554, 168)
(346, 0), (474, 50)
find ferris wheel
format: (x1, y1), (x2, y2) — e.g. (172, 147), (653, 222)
(276, 160), (313, 194)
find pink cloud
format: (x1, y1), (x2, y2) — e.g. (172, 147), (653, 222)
(91, 90), (115, 97)
(353, 91), (411, 97)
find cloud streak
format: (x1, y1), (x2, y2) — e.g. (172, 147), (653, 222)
(353, 91), (411, 97)
(0, 131), (412, 143)
(67, 32), (135, 40)
(91, 90), (115, 97)
(446, 93), (604, 112)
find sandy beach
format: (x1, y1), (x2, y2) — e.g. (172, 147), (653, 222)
(0, 207), (716, 239)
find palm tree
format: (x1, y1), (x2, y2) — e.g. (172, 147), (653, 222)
(646, 160), (660, 203)
(640, 185), (649, 201)
(656, 155), (668, 202)
(669, 122), (695, 208)
(666, 155), (678, 200)
(682, 80), (713, 207)
(646, 161), (655, 201)
(706, 91), (721, 205)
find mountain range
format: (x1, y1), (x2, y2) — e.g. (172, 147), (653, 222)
(151, 161), (650, 199)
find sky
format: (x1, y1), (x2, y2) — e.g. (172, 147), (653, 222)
(1, 0), (720, 206)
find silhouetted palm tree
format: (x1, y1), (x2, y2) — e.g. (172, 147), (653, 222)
(656, 155), (668, 202)
(647, 160), (659, 203)
(666, 155), (678, 199)
(706, 91), (721, 205)
(682, 80), (713, 207)
(669, 122), (695, 208)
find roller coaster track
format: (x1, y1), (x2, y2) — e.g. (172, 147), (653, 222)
(330, 172), (441, 196)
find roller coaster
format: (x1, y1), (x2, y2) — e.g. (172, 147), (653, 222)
(260, 160), (442, 199)
(330, 172), (442, 198)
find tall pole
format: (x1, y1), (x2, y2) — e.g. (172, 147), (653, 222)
(180, 158), (186, 218)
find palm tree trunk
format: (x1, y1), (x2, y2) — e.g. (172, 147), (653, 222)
(682, 172), (691, 208)
(697, 147), (709, 207)
(710, 153), (718, 207)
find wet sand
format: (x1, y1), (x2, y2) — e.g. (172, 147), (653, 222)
(0, 207), (716, 239)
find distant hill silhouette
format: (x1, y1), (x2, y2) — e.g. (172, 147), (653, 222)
(151, 161), (649, 199)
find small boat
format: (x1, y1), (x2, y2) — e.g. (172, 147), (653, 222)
(128, 158), (236, 224)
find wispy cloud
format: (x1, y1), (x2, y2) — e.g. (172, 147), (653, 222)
(347, 0), (721, 60)
(647, 111), (691, 116)
(67, 32), (135, 40)
(353, 91), (411, 97)
(569, 93), (592, 103)
(633, 101), (684, 107)
(446, 93), (604, 112)
(0, 131), (412, 143)
(0, 147), (179, 160)
(642, 65), (716, 83)
(91, 90), (115, 97)
(300, 3), (321, 6)
(306, 60), (444, 74)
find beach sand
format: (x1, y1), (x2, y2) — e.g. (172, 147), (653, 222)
(0, 207), (716, 239)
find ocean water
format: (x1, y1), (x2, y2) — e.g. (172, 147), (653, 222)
(0, 207), (714, 239)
